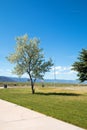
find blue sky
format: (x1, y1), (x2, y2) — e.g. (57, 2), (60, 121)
(0, 0), (87, 80)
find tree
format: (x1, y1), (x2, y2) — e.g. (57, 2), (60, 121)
(7, 34), (53, 94)
(72, 48), (87, 82)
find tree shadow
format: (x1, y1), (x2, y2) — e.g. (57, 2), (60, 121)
(35, 92), (81, 96)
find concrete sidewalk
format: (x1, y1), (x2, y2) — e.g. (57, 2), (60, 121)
(0, 99), (84, 130)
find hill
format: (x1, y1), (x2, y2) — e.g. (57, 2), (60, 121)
(0, 76), (28, 82)
(0, 76), (79, 84)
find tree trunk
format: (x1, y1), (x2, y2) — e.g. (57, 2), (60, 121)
(31, 81), (35, 94)
(28, 72), (35, 94)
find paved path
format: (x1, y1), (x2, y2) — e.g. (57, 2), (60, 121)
(0, 99), (84, 130)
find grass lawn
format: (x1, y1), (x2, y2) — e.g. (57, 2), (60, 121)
(0, 85), (87, 129)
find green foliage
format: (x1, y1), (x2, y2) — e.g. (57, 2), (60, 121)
(0, 87), (87, 129)
(72, 49), (87, 82)
(7, 34), (53, 93)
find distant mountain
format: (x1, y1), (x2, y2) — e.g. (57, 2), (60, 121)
(0, 76), (80, 84)
(0, 76), (28, 82)
(44, 79), (79, 84)
(11, 77), (29, 82)
(0, 76), (15, 82)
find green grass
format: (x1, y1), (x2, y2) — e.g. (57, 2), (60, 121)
(0, 86), (87, 129)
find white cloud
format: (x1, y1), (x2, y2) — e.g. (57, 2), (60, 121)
(0, 66), (77, 80)
(45, 66), (77, 80)
(0, 69), (3, 72)
(52, 66), (74, 74)
(0, 68), (29, 78)
(0, 68), (16, 77)
(52, 66), (72, 71)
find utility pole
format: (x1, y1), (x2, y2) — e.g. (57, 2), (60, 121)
(54, 65), (56, 87)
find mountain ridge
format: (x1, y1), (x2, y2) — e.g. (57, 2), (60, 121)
(0, 76), (79, 84)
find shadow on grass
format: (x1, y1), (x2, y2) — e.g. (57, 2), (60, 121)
(35, 92), (81, 96)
